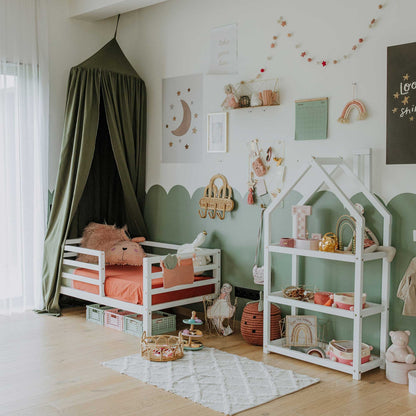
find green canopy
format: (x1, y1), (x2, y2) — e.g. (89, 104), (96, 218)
(41, 38), (147, 314)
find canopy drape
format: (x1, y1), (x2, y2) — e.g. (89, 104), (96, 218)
(41, 39), (147, 314)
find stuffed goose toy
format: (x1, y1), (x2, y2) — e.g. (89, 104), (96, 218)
(177, 231), (207, 255)
(177, 231), (210, 275)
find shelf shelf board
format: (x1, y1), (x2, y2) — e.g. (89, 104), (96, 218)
(267, 245), (387, 262)
(267, 291), (385, 318)
(266, 338), (382, 375)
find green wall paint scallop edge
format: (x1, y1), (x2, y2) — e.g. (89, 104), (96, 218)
(144, 185), (416, 351)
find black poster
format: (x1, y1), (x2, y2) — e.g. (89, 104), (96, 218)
(387, 42), (416, 164)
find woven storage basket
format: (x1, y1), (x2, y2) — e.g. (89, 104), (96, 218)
(140, 331), (184, 362)
(241, 302), (281, 346)
(123, 311), (176, 337)
(104, 309), (135, 331)
(86, 304), (113, 325)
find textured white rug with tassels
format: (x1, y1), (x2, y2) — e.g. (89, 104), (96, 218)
(102, 347), (319, 415)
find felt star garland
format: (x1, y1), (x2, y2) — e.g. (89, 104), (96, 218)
(254, 2), (387, 78)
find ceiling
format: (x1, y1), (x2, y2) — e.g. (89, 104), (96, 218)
(68, 0), (169, 21)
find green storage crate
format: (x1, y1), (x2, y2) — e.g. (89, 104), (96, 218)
(123, 311), (176, 337)
(86, 304), (113, 325)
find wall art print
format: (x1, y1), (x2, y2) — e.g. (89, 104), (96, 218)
(162, 74), (203, 163)
(208, 23), (238, 75)
(286, 315), (317, 347)
(387, 42), (416, 164)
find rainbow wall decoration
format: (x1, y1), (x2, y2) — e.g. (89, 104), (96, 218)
(338, 99), (368, 123)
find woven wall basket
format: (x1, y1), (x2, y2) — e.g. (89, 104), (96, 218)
(241, 302), (281, 346)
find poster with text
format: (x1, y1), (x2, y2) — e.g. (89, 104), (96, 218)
(162, 74), (203, 163)
(387, 42), (416, 164)
(208, 24), (238, 74)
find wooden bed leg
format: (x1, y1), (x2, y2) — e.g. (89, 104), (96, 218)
(143, 311), (152, 337)
(143, 257), (153, 336)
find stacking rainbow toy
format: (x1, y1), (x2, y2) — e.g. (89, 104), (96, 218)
(338, 99), (367, 123)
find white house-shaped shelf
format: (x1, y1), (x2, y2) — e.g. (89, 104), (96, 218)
(262, 156), (392, 381)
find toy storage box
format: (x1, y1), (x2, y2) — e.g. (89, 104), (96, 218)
(124, 311), (176, 337)
(104, 309), (135, 331)
(86, 304), (113, 325)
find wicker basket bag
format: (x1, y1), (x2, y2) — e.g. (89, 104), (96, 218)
(241, 302), (281, 346)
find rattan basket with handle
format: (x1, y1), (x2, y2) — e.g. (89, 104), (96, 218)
(140, 331), (184, 362)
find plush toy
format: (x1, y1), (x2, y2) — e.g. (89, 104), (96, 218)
(177, 231), (211, 275)
(386, 330), (416, 364)
(221, 84), (239, 110)
(207, 283), (236, 336)
(77, 222), (146, 266)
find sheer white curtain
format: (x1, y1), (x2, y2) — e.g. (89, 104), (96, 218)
(0, 0), (49, 314)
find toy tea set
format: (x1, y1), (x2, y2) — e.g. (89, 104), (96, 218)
(180, 311), (204, 350)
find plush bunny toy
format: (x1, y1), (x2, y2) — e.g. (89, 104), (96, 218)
(77, 222), (146, 266)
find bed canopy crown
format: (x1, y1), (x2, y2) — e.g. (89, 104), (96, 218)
(41, 38), (147, 314)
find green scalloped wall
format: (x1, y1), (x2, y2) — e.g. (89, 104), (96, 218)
(144, 185), (416, 351)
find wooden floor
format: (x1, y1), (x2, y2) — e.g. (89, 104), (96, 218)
(1, 308), (415, 416)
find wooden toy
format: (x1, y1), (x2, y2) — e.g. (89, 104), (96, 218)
(180, 311), (204, 350)
(292, 205), (312, 240)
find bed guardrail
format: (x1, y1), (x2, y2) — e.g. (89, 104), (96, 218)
(61, 242), (106, 296)
(61, 240), (221, 305)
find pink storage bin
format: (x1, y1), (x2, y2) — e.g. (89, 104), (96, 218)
(104, 308), (135, 331)
(327, 340), (372, 366)
(332, 292), (366, 311)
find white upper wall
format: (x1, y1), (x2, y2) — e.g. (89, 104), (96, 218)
(118, 0), (416, 203)
(48, 0), (416, 203)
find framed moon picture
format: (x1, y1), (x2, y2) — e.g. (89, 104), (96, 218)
(162, 74), (203, 163)
(207, 112), (228, 153)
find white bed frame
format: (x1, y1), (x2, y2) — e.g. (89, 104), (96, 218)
(60, 239), (221, 335)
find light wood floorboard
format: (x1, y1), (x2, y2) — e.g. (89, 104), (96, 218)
(1, 307), (415, 415)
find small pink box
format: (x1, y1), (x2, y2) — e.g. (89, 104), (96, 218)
(280, 238), (295, 248)
(104, 309), (135, 331)
(295, 239), (319, 250)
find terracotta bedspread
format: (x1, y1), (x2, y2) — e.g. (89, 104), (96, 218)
(73, 265), (214, 305)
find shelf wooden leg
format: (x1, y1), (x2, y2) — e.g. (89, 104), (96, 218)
(380, 257), (390, 369)
(353, 257), (364, 381)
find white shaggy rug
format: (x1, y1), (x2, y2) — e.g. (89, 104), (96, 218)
(102, 347), (319, 415)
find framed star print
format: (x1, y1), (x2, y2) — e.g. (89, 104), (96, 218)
(207, 112), (227, 153)
(387, 42), (416, 164)
(162, 74), (203, 163)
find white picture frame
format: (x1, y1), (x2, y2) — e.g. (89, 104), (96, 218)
(207, 112), (228, 153)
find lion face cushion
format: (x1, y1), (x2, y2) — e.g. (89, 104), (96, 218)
(77, 222), (146, 266)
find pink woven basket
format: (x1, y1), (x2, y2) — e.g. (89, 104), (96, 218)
(104, 309), (134, 331)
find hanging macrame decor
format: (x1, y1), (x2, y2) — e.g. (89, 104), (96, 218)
(338, 83), (368, 123)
